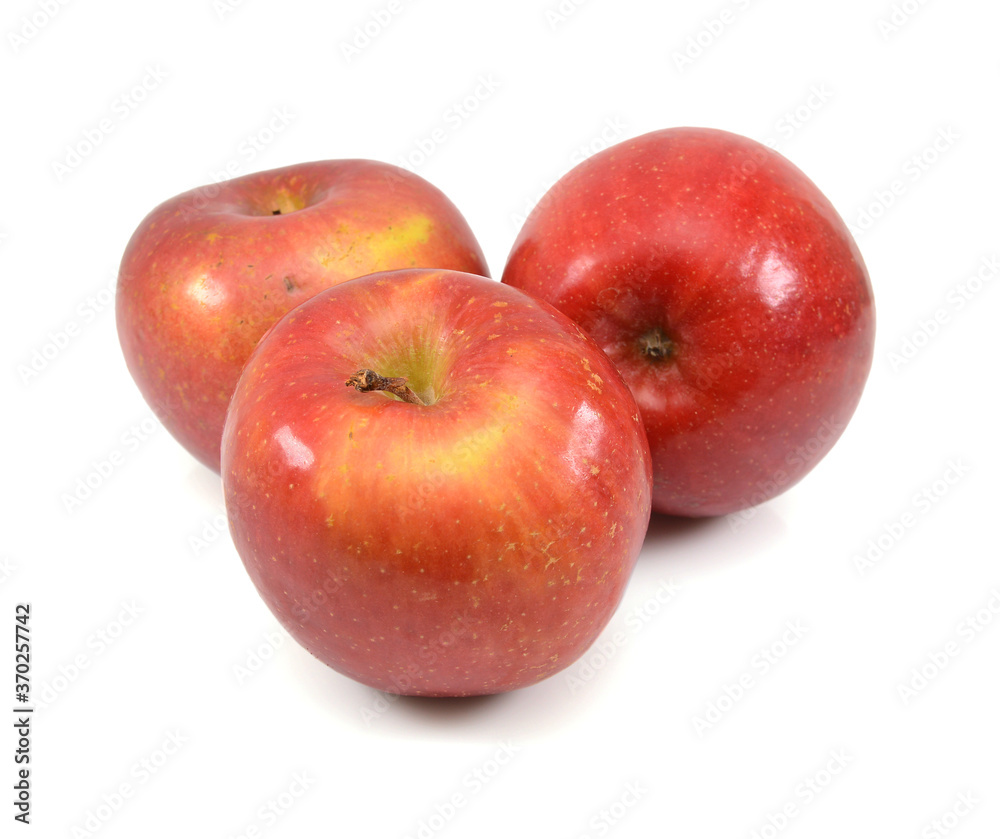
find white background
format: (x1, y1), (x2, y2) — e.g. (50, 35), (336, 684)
(3, 0), (999, 836)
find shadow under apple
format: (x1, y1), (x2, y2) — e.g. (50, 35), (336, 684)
(638, 504), (789, 578)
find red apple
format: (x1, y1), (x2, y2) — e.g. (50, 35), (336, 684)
(116, 159), (489, 472)
(221, 268), (652, 696)
(503, 127), (875, 517)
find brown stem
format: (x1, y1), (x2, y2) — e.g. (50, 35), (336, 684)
(346, 369), (425, 405)
(638, 327), (675, 361)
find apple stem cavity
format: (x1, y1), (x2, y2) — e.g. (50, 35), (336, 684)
(639, 327), (675, 361)
(346, 369), (426, 406)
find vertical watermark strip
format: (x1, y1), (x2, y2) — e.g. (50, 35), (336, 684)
(13, 603), (32, 824)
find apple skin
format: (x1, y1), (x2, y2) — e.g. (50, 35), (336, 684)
(116, 159), (489, 472)
(221, 269), (652, 696)
(502, 127), (875, 517)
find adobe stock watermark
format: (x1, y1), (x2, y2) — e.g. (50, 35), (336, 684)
(7, 0), (72, 54)
(186, 504), (229, 557)
(887, 255), (998, 372)
(70, 729), (189, 838)
(918, 791), (980, 838)
(877, 0), (934, 40)
(852, 458), (970, 575)
(847, 126), (959, 238)
(748, 749), (853, 839)
(401, 741), (521, 839)
(572, 781), (647, 838)
(228, 771), (316, 839)
(511, 116), (629, 231)
(395, 74), (501, 173)
(213, 0), (251, 21)
(545, 0), (592, 31)
(0, 556), (16, 586)
(36, 601), (144, 710)
(52, 65), (169, 182)
(896, 587), (1000, 705)
(60, 417), (161, 514)
(723, 84), (835, 194)
(402, 412), (510, 513)
(340, 0), (415, 63)
(564, 578), (679, 694)
(361, 610), (477, 724)
(233, 626), (289, 686)
(727, 418), (845, 533)
(692, 620), (808, 737)
(671, 0), (756, 74)
(17, 272), (116, 386)
(183, 106), (295, 218)
(761, 84), (834, 152)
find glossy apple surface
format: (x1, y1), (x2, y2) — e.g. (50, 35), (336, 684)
(117, 159), (489, 472)
(503, 127), (875, 517)
(222, 269), (652, 696)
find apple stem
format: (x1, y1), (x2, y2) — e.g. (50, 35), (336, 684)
(639, 327), (675, 361)
(346, 369), (426, 405)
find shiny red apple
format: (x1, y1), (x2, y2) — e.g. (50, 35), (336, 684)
(503, 127), (875, 517)
(116, 159), (488, 472)
(221, 269), (652, 696)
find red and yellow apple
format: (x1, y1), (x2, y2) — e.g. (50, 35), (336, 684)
(503, 127), (875, 517)
(116, 159), (488, 471)
(221, 269), (652, 696)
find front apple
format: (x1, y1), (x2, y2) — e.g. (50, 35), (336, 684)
(117, 159), (489, 472)
(222, 269), (652, 696)
(503, 127), (875, 517)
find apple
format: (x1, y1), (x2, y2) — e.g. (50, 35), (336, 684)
(221, 268), (652, 696)
(503, 127), (875, 517)
(116, 159), (489, 472)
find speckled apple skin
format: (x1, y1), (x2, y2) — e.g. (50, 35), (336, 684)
(502, 127), (875, 517)
(116, 160), (489, 472)
(222, 269), (652, 696)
